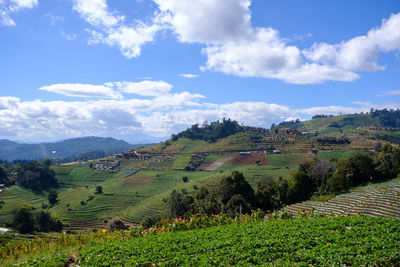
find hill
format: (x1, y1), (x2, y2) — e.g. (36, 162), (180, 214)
(1, 112), (400, 232)
(0, 136), (140, 162)
(276, 109), (400, 138)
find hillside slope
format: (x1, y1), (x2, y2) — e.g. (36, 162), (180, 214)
(283, 179), (400, 219)
(0, 136), (137, 161)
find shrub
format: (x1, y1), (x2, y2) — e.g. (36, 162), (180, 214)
(95, 185), (103, 194)
(108, 219), (128, 231)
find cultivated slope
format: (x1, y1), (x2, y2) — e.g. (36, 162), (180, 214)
(283, 179), (400, 219)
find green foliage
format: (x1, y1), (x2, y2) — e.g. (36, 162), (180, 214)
(175, 118), (244, 142)
(35, 211), (62, 232)
(95, 185), (103, 194)
(13, 159), (58, 191)
(108, 219), (128, 231)
(167, 190), (194, 218)
(47, 189), (58, 205)
(77, 217), (400, 266)
(288, 171), (314, 202)
(181, 176), (188, 183)
(10, 206), (35, 234)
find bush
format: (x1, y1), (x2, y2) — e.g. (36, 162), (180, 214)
(182, 176), (189, 183)
(141, 215), (162, 229)
(95, 185), (103, 194)
(11, 206), (35, 234)
(108, 219), (128, 231)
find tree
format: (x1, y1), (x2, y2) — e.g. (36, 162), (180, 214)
(11, 206), (35, 234)
(108, 219), (128, 231)
(255, 177), (279, 211)
(310, 158), (332, 190)
(182, 176), (189, 183)
(217, 170), (256, 207)
(167, 190), (193, 218)
(288, 171), (314, 203)
(48, 189), (58, 205)
(95, 185), (103, 194)
(0, 166), (9, 185)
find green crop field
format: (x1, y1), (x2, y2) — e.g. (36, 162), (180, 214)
(12, 216), (400, 266)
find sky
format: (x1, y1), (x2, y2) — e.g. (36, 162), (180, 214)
(0, 0), (400, 144)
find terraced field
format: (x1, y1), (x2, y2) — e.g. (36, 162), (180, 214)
(283, 179), (400, 219)
(0, 186), (47, 224)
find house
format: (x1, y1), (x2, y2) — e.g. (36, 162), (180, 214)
(239, 152), (251, 155)
(273, 150), (281, 154)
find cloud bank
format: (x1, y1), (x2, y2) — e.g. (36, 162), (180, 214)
(1, 82), (398, 142)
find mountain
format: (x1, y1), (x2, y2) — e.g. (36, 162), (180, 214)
(0, 136), (140, 162)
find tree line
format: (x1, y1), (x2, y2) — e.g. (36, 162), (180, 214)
(0, 159), (58, 192)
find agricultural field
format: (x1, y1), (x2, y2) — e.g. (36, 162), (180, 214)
(283, 179), (400, 219)
(8, 216), (400, 266)
(0, 118), (398, 232)
(0, 141), (381, 231)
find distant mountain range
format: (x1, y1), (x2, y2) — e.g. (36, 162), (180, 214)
(0, 136), (144, 162)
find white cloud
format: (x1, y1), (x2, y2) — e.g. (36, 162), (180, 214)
(70, 0), (400, 84)
(153, 0), (252, 44)
(100, 24), (160, 58)
(3, 83), (399, 143)
(152, 1), (400, 84)
(72, 0), (123, 28)
(39, 83), (123, 99)
(115, 80), (172, 96)
(179, 74), (198, 78)
(0, 0), (37, 26)
(74, 0), (162, 58)
(303, 13), (400, 72)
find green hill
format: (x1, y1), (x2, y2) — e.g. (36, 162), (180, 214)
(0, 136), (139, 162)
(277, 109), (400, 136)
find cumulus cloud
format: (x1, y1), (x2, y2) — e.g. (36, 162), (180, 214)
(154, 1), (400, 84)
(39, 83), (123, 99)
(0, 0), (37, 26)
(74, 0), (162, 58)
(70, 0), (400, 83)
(303, 13), (400, 71)
(114, 80), (172, 96)
(153, 0), (252, 44)
(2, 86), (399, 142)
(98, 24), (160, 58)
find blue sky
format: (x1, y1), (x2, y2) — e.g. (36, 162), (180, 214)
(0, 0), (400, 143)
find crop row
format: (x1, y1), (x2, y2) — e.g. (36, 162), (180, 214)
(73, 216), (400, 266)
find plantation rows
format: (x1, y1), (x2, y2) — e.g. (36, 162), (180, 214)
(284, 180), (400, 219)
(18, 216), (400, 266)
